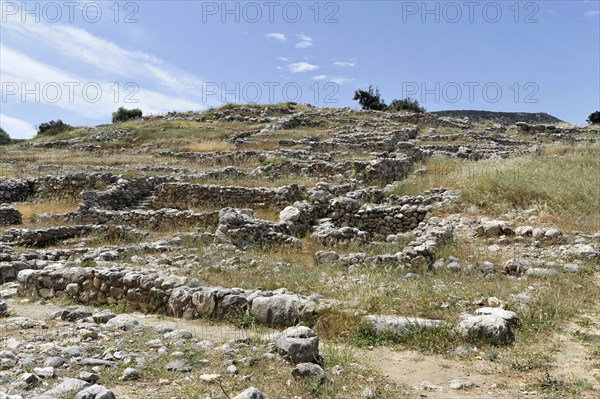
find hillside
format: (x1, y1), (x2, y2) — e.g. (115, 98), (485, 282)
(0, 104), (599, 399)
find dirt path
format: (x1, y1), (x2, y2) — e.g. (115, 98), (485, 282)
(361, 347), (518, 399)
(6, 299), (271, 343)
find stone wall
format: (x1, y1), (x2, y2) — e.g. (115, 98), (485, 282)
(0, 205), (22, 225)
(309, 128), (418, 152)
(216, 208), (302, 248)
(156, 149), (334, 164)
(255, 155), (414, 184)
(17, 266), (329, 328)
(34, 174), (119, 200)
(0, 174), (120, 203)
(71, 207), (220, 230)
(0, 225), (145, 247)
(314, 216), (455, 269)
(0, 179), (35, 203)
(420, 143), (540, 160)
(516, 122), (600, 136)
(152, 183), (305, 210)
(81, 176), (174, 211)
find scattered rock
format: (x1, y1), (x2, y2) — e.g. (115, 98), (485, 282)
(275, 326), (319, 364)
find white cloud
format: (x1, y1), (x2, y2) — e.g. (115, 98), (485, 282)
(0, 114), (37, 139)
(333, 61), (356, 67)
(266, 33), (287, 42)
(310, 74), (354, 84)
(296, 41), (313, 49)
(0, 45), (203, 119)
(2, 20), (206, 95)
(584, 10), (600, 17)
(296, 34), (313, 48)
(287, 62), (319, 73)
(277, 57), (290, 62)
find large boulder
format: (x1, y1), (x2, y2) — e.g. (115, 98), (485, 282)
(457, 307), (520, 345)
(41, 377), (89, 397)
(105, 314), (140, 331)
(275, 326), (319, 364)
(292, 363), (328, 385)
(75, 384), (116, 399)
(564, 244), (598, 260)
(251, 294), (302, 328)
(279, 206), (301, 223)
(476, 219), (513, 237)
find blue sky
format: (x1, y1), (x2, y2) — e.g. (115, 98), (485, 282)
(1, 0), (599, 138)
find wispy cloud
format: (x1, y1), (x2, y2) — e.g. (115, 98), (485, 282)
(287, 62), (319, 73)
(1, 45), (203, 119)
(266, 33), (287, 42)
(330, 76), (354, 84)
(277, 57), (290, 62)
(333, 61), (356, 68)
(0, 114), (37, 139)
(584, 10), (599, 17)
(311, 74), (354, 84)
(296, 34), (313, 48)
(2, 20), (206, 95)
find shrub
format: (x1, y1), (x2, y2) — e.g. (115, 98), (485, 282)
(37, 120), (72, 136)
(112, 107), (143, 123)
(587, 111), (600, 125)
(388, 97), (426, 113)
(353, 85), (387, 111)
(0, 127), (11, 145)
(353, 87), (426, 113)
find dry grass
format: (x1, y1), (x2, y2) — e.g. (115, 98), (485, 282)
(183, 140), (235, 152)
(16, 198), (79, 225)
(390, 144), (600, 233)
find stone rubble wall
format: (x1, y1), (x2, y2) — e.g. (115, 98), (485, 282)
(17, 266), (328, 328)
(0, 179), (36, 203)
(156, 149), (335, 164)
(0, 174), (119, 203)
(315, 216), (455, 269)
(420, 143), (540, 160)
(282, 188), (457, 243)
(0, 205), (22, 225)
(254, 155), (414, 184)
(151, 183), (305, 210)
(0, 225), (145, 247)
(310, 128), (418, 152)
(516, 122), (600, 136)
(66, 207), (220, 230)
(34, 174), (120, 200)
(80, 176), (175, 211)
(216, 208), (302, 248)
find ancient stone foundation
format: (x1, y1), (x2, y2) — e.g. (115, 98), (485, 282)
(17, 267), (330, 328)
